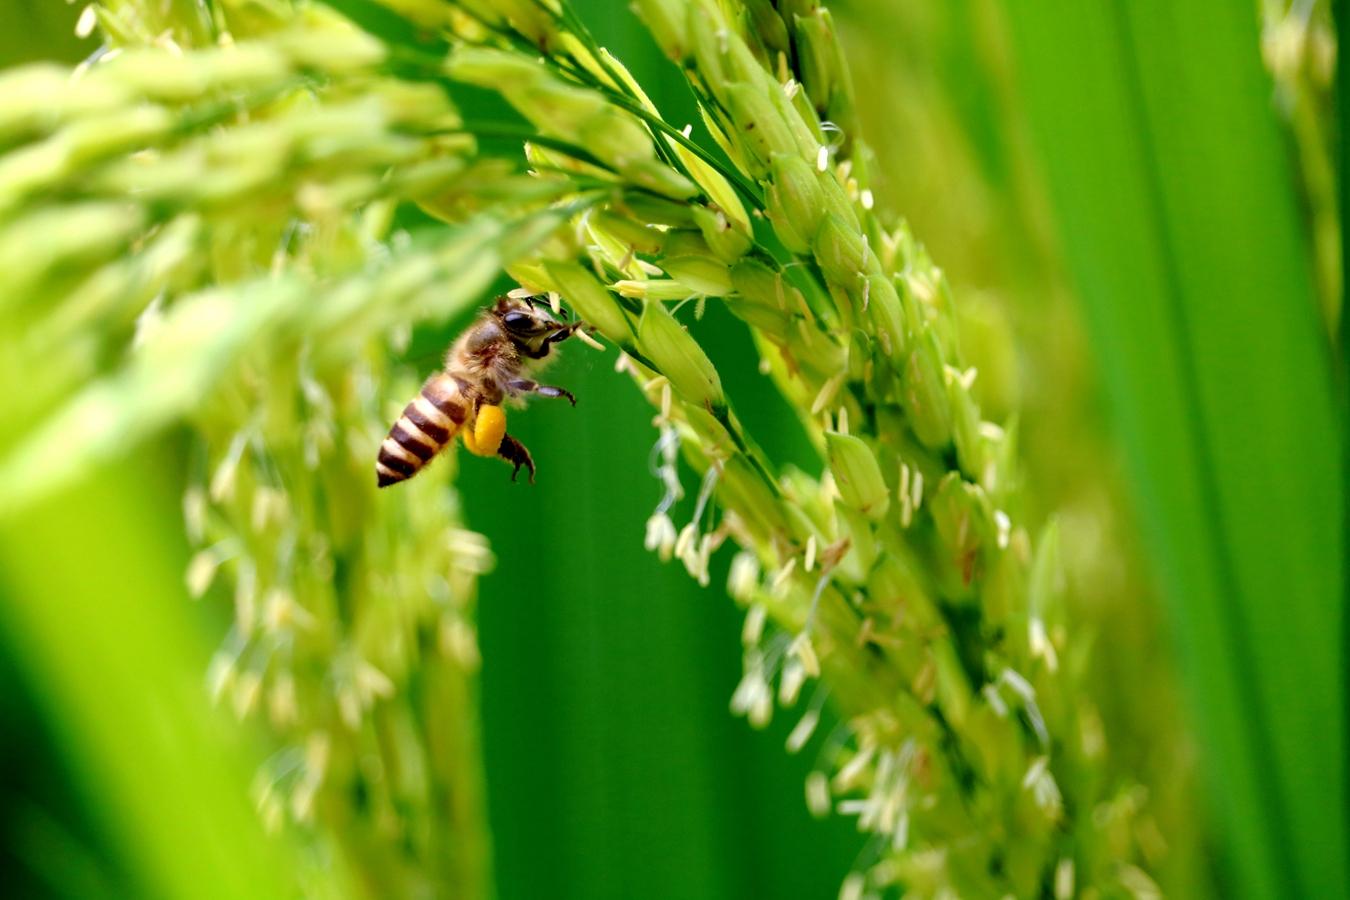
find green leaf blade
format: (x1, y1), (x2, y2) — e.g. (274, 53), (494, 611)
(1005, 2), (1345, 896)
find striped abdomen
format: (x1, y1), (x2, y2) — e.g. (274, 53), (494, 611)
(376, 374), (468, 488)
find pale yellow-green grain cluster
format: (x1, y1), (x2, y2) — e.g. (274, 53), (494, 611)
(0, 3), (568, 896)
(473, 1), (1155, 894)
(190, 341), (495, 898)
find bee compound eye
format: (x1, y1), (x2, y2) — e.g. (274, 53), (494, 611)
(503, 311), (532, 330)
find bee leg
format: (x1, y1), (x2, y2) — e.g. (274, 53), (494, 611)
(508, 379), (576, 406)
(498, 433), (536, 484)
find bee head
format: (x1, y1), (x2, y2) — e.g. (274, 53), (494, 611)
(493, 294), (573, 354)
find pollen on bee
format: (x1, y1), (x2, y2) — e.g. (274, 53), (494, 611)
(463, 405), (506, 457)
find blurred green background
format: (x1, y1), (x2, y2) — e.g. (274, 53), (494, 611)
(0, 0), (1342, 898)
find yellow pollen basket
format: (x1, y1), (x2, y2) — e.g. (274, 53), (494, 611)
(461, 404), (506, 457)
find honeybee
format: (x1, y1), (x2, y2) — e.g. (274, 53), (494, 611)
(377, 294), (583, 487)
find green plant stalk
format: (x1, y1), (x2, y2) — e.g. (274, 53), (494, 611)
(0, 458), (296, 900)
(1338, 0), (1350, 882)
